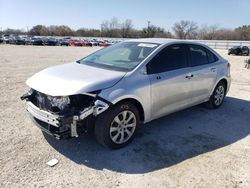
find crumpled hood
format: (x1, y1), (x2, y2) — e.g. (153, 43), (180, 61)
(26, 62), (126, 96)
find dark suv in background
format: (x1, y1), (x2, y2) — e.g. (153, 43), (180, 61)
(228, 46), (250, 56)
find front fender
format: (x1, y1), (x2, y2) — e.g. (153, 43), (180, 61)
(98, 74), (152, 122)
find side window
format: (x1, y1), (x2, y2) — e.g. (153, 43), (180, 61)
(189, 45), (208, 66)
(147, 44), (188, 74)
(242, 46), (249, 51)
(206, 49), (219, 63)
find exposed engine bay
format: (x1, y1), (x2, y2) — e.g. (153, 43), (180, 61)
(21, 89), (110, 139)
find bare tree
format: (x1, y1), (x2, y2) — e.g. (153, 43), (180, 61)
(3, 28), (25, 35)
(101, 17), (121, 37)
(198, 24), (219, 40)
(109, 17), (120, 30)
(76, 28), (101, 37)
(55, 25), (74, 36)
(172, 20), (198, 39)
(121, 19), (133, 38)
(5, 21), (250, 40)
(235, 25), (250, 40)
(141, 24), (170, 38)
(214, 29), (238, 40)
(29, 25), (49, 36)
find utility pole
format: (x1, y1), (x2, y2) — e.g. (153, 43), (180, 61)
(147, 21), (151, 29)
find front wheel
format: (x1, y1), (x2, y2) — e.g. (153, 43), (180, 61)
(207, 81), (226, 109)
(94, 102), (139, 149)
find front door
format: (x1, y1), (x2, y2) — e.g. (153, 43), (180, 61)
(147, 44), (193, 119)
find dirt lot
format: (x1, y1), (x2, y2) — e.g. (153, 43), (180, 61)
(0, 45), (249, 188)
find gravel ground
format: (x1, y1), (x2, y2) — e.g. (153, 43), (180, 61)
(0, 45), (249, 188)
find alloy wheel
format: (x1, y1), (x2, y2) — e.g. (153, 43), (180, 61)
(109, 110), (136, 144)
(214, 85), (225, 106)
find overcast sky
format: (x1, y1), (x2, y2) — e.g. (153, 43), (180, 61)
(0, 0), (250, 31)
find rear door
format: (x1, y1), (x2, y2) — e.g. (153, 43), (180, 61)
(187, 44), (218, 103)
(147, 44), (193, 119)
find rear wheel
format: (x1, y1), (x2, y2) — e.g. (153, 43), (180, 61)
(207, 81), (226, 109)
(95, 102), (139, 149)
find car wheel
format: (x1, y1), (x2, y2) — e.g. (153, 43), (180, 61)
(207, 81), (226, 109)
(95, 102), (139, 149)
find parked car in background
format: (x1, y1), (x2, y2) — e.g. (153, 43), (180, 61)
(2, 34), (10, 44)
(8, 36), (17, 44)
(14, 36), (26, 45)
(0, 36), (3, 43)
(228, 46), (250, 56)
(31, 37), (44, 45)
(99, 41), (112, 47)
(44, 37), (58, 46)
(69, 39), (83, 46)
(21, 39), (231, 149)
(90, 39), (101, 46)
(58, 38), (70, 46)
(24, 37), (32, 45)
(82, 40), (93, 47)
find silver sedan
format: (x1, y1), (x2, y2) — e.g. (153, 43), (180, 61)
(21, 38), (231, 149)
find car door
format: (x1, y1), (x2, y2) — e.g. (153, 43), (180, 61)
(187, 44), (218, 103)
(147, 44), (194, 119)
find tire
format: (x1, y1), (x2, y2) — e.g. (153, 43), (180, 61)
(207, 81), (226, 109)
(94, 102), (139, 149)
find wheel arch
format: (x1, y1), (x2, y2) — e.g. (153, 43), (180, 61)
(113, 98), (145, 122)
(210, 77), (229, 96)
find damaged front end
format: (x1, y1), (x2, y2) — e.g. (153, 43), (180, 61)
(21, 89), (110, 139)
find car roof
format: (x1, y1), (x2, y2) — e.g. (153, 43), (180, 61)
(127, 38), (176, 44)
(127, 38), (224, 61)
(127, 38), (207, 46)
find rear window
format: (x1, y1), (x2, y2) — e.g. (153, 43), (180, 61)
(206, 49), (219, 63)
(188, 44), (218, 66)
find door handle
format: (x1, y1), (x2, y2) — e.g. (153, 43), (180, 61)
(210, 67), (217, 72)
(185, 74), (194, 79)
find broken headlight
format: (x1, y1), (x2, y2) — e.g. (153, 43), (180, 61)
(47, 96), (70, 110)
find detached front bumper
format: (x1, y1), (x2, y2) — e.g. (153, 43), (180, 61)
(22, 93), (110, 139)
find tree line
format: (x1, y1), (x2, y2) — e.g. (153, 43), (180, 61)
(1, 18), (250, 40)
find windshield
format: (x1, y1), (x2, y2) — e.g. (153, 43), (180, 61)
(79, 42), (159, 71)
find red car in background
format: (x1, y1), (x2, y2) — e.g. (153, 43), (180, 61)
(82, 40), (93, 47)
(99, 41), (112, 47)
(69, 40), (83, 46)
(69, 39), (93, 47)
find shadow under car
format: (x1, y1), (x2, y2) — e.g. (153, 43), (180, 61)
(43, 96), (250, 174)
